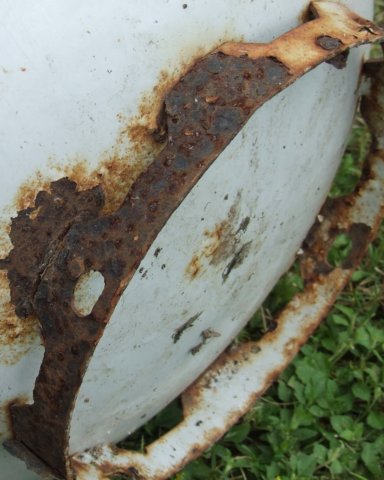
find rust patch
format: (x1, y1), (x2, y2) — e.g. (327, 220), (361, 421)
(1, 178), (105, 319)
(3, 47), (217, 230)
(186, 195), (252, 281)
(185, 254), (203, 279)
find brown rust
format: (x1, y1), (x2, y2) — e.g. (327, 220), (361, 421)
(185, 195), (252, 281)
(2, 3), (383, 478)
(1, 178), (105, 319)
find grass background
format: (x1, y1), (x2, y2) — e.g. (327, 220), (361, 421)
(116, 4), (384, 479)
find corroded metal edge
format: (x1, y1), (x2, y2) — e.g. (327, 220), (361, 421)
(3, 2), (383, 478)
(70, 51), (384, 480)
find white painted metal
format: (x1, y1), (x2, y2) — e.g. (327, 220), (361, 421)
(0, 0), (374, 478)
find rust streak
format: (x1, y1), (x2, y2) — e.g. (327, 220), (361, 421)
(0, 271), (40, 366)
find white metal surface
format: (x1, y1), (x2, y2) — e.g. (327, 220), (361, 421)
(0, 0), (375, 478)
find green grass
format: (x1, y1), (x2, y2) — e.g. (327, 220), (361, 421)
(114, 7), (384, 480)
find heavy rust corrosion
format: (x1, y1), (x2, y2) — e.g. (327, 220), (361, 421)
(0, 179), (105, 319)
(1, 2), (383, 478)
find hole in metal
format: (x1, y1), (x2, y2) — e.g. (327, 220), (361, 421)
(73, 270), (105, 317)
(327, 234), (353, 268)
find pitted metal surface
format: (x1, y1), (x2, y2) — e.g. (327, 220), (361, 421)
(0, 2), (382, 478)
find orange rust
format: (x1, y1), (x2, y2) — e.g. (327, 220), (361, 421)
(7, 49), (213, 224)
(203, 214), (237, 263)
(14, 173), (51, 212)
(185, 195), (252, 280)
(0, 220), (11, 259)
(0, 271), (40, 366)
(185, 254), (202, 279)
(68, 458), (89, 478)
